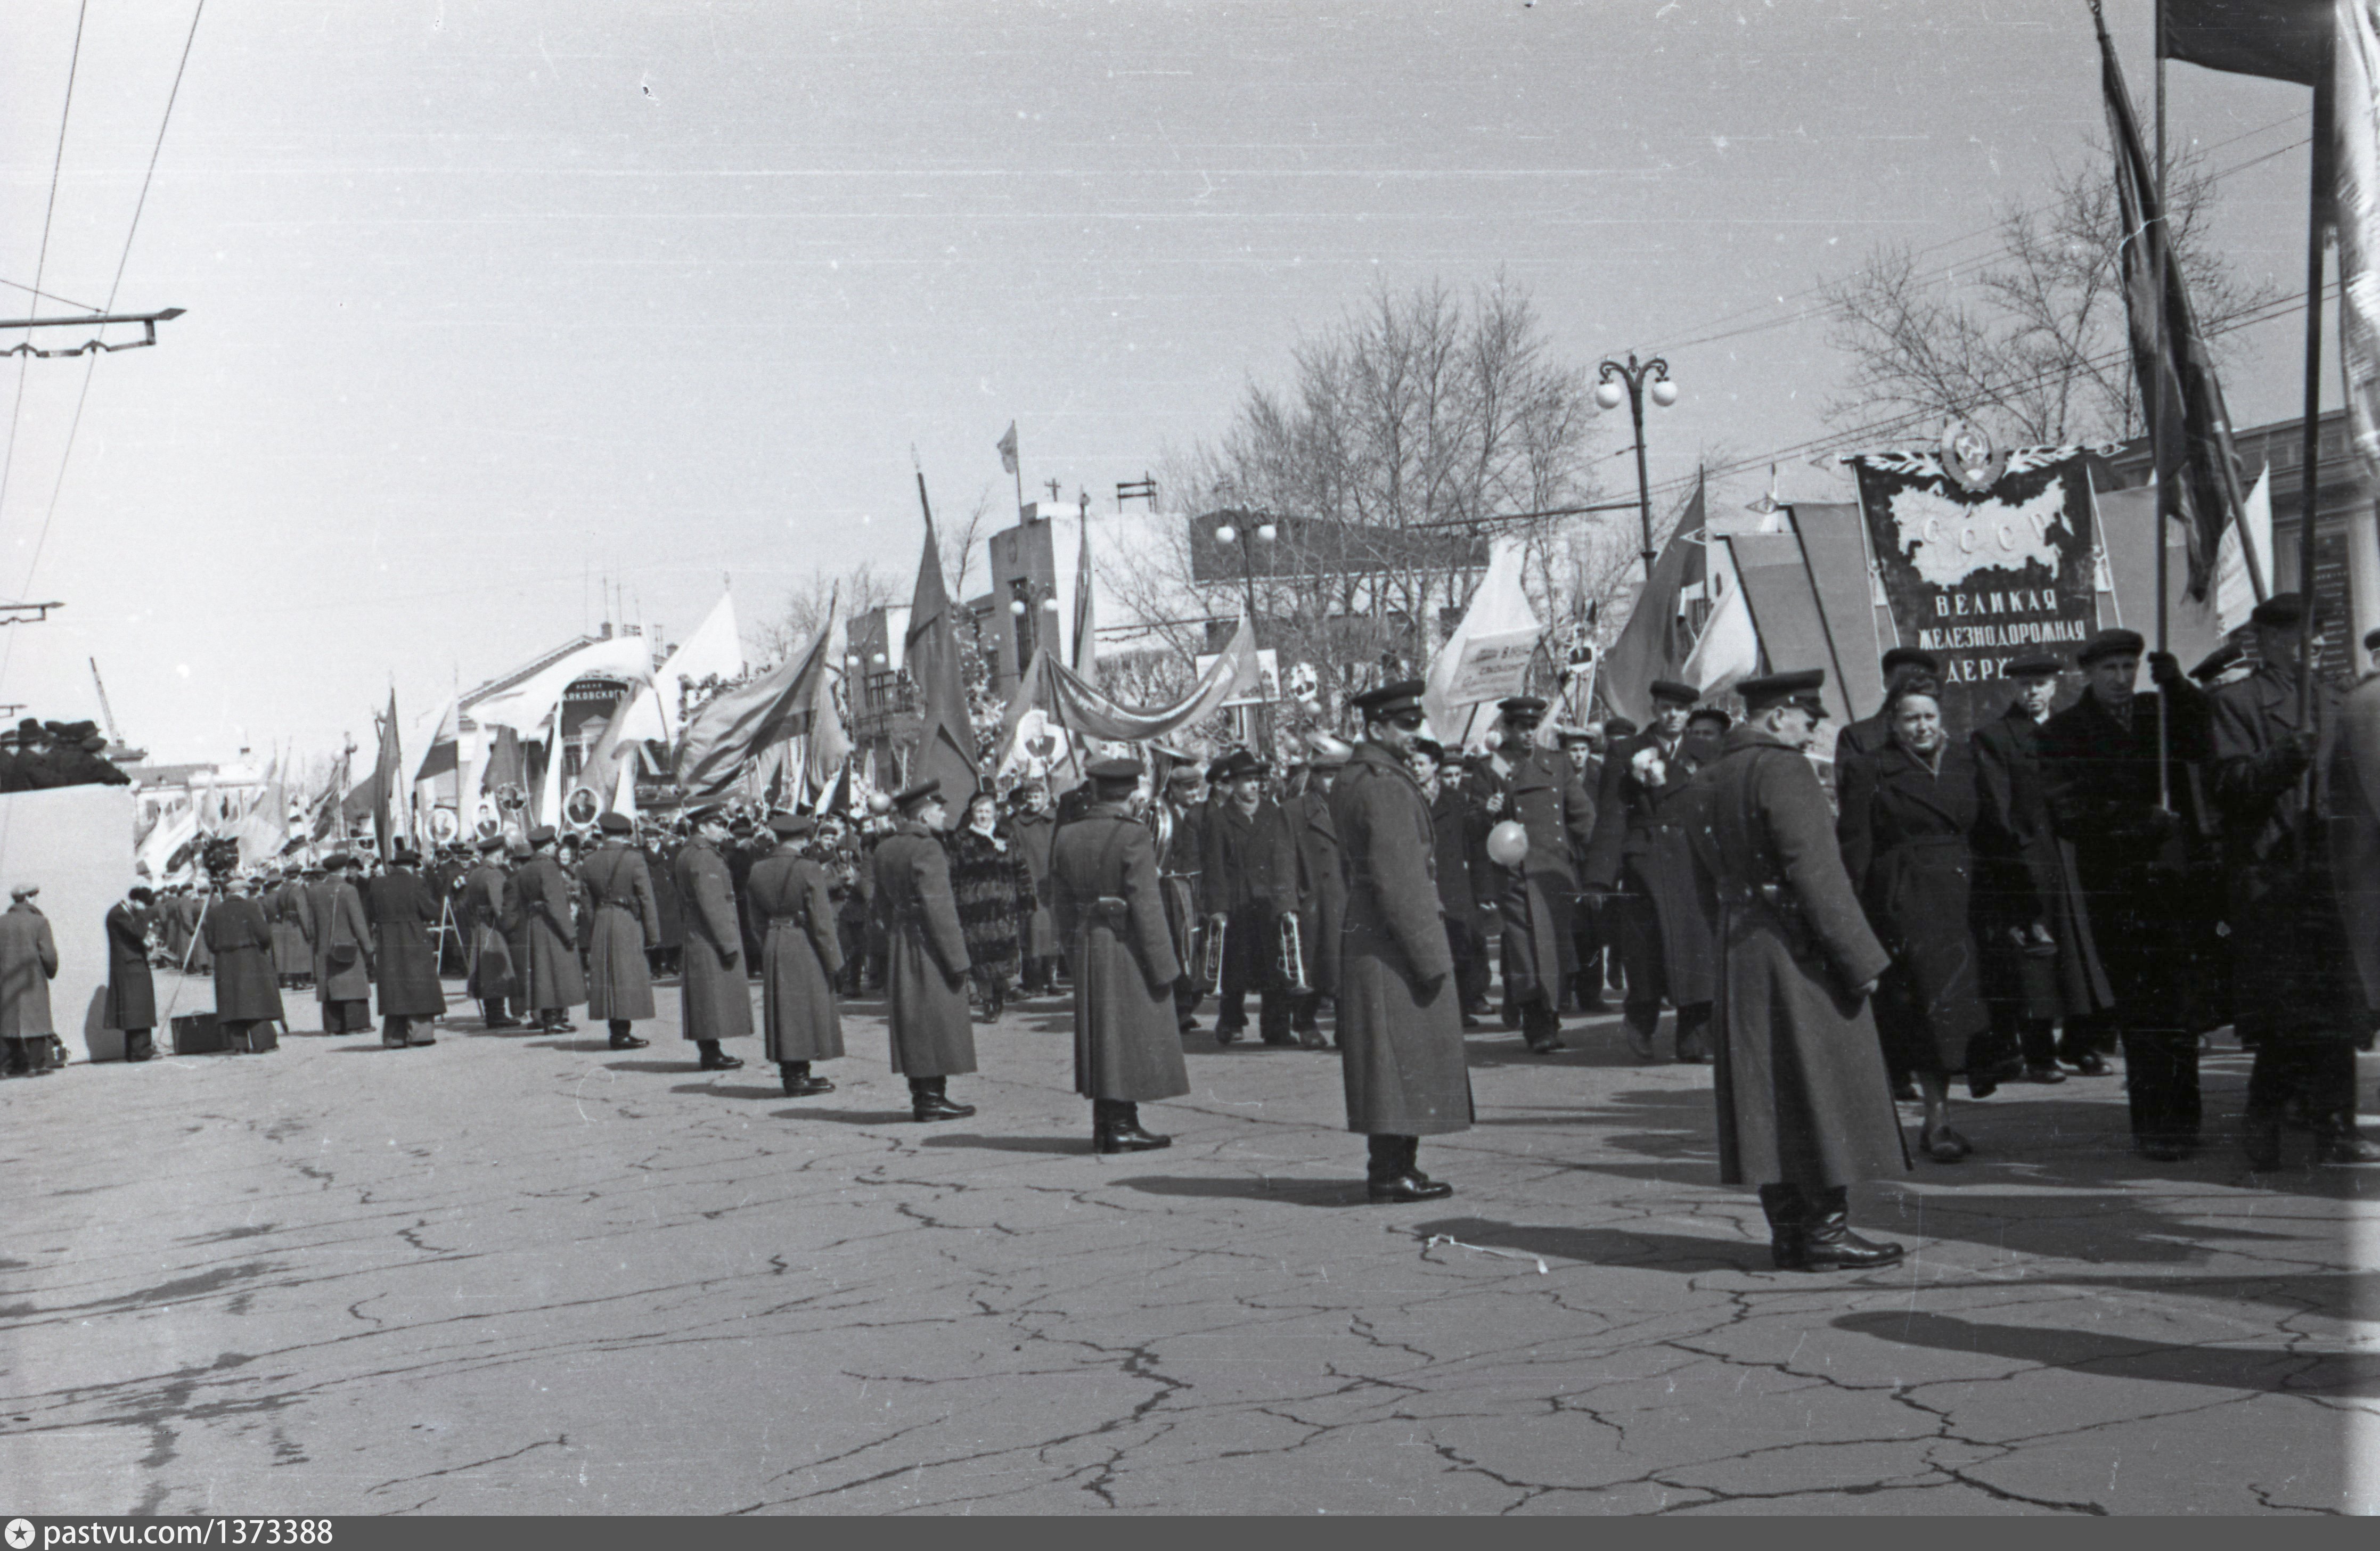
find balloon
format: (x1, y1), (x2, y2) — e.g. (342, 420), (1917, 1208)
(1486, 819), (1529, 868)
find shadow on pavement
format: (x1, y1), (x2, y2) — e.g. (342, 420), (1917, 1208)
(1408, 1214), (1764, 1274)
(797, 1108), (928, 1126)
(1113, 1173), (1372, 1208)
(522, 1038), (611, 1052)
(673, 1082), (783, 1099)
(918, 1134), (1087, 1155)
(1834, 1307), (2380, 1396)
(603, 1060), (704, 1074)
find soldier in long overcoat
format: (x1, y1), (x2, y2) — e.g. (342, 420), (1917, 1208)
(1199, 751), (1305, 1045)
(1007, 781), (1062, 993)
(1049, 759), (1188, 1152)
(2209, 594), (2380, 1167)
(748, 813), (844, 1097)
(1334, 684), (1475, 1202)
(2040, 628), (2220, 1161)
(1424, 744), (1488, 1021)
(1485, 696), (1598, 1055)
(579, 812), (662, 1052)
(1969, 654), (2109, 1085)
(462, 835), (518, 1027)
(1585, 682), (1713, 1063)
(312, 856), (374, 1034)
(513, 827), (587, 1035)
(206, 876), (285, 1049)
(1680, 670), (1909, 1273)
(1155, 765), (1209, 1032)
(0, 884), (59, 1076)
(644, 827), (685, 979)
(1290, 741), (1349, 1048)
(673, 806), (752, 1069)
(1558, 726), (1612, 1013)
(872, 781), (977, 1120)
(367, 849), (447, 1047)
(105, 885), (159, 1061)
(1836, 679), (1991, 1161)
(500, 840), (535, 1022)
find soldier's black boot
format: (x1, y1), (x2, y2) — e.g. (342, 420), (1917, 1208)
(1621, 1003), (1658, 1061)
(696, 1039), (742, 1071)
(1093, 1099), (1169, 1154)
(911, 1077), (975, 1122)
(1795, 1188), (1905, 1271)
(2243, 1104), (2285, 1171)
(1521, 999), (1564, 1055)
(123, 1028), (155, 1063)
(780, 1061), (833, 1097)
(1757, 1184), (1808, 1269)
(1367, 1135), (1453, 1203)
(541, 1008), (578, 1035)
(609, 1019), (648, 1051)
(481, 999), (519, 1030)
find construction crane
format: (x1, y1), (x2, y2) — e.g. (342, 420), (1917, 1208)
(89, 658), (147, 766)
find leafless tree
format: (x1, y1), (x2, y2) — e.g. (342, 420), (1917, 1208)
(1822, 139), (2282, 445)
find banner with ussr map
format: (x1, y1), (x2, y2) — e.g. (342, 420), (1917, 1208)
(1848, 441), (2101, 733)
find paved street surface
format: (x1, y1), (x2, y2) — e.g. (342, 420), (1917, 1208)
(3, 972), (2375, 1515)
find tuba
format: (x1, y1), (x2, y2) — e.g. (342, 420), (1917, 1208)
(1277, 909), (1311, 995)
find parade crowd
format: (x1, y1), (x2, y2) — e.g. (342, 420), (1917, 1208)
(2, 604), (2374, 1273)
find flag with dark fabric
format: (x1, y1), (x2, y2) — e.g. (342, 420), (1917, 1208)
(674, 611), (838, 801)
(373, 690), (402, 859)
(1596, 473), (1706, 728)
(903, 505), (984, 810)
(2098, 5), (2251, 601)
(2161, 0), (2329, 85)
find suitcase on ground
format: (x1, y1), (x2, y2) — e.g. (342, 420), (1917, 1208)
(171, 1013), (225, 1055)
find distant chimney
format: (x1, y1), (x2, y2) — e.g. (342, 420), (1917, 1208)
(599, 621), (614, 639)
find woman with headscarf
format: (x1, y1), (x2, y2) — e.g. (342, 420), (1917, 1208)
(946, 789), (1033, 1022)
(1837, 675), (1992, 1163)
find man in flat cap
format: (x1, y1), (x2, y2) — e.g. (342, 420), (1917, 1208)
(514, 827), (588, 1038)
(580, 811), (663, 1053)
(1478, 695), (1597, 1054)
(1969, 654), (2107, 1087)
(674, 806), (752, 1070)
(105, 884), (159, 1062)
(1289, 733), (1352, 1048)
(1200, 751), (1306, 1046)
(1557, 725), (1613, 1015)
(2209, 594), (2380, 1166)
(1155, 762), (1210, 1033)
(1049, 757), (1188, 1151)
(873, 781), (978, 1120)
(1839, 647), (1945, 762)
(1334, 682), (1473, 1201)
(2040, 626), (2220, 1161)
(462, 834), (519, 1029)
(0, 883), (60, 1076)
(1584, 680), (1712, 1062)
(367, 848), (446, 1047)
(1682, 669), (1908, 1270)
(312, 856), (374, 1035)
(748, 813), (844, 1098)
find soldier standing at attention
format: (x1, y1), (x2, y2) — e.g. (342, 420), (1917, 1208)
(874, 781), (978, 1121)
(1681, 669), (1909, 1271)
(1333, 682), (1473, 1202)
(1585, 680), (1714, 1064)
(2209, 595), (2380, 1167)
(580, 811), (661, 1053)
(1485, 695), (1597, 1055)
(673, 805), (752, 1071)
(748, 812), (845, 1098)
(513, 827), (588, 1037)
(1049, 757), (1188, 1153)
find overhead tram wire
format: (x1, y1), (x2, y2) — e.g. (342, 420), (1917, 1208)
(0, 279), (101, 313)
(0, 0), (93, 534)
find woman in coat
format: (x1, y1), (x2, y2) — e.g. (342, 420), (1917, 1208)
(313, 855), (375, 1034)
(747, 814), (845, 1096)
(0, 884), (60, 1076)
(946, 790), (1032, 1021)
(205, 876), (285, 1051)
(105, 885), (160, 1061)
(1837, 677), (1991, 1162)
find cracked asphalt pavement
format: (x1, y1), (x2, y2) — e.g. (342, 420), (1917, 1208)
(2, 972), (2375, 1514)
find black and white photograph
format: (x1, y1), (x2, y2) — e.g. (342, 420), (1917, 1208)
(2, 0), (2377, 1519)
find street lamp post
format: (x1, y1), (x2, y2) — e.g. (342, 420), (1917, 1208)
(1594, 352), (1679, 581)
(1211, 510), (1277, 750)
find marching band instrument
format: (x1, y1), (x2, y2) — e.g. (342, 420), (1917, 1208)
(1277, 908), (1311, 995)
(1201, 914), (1228, 995)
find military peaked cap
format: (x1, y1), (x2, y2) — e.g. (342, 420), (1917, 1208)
(1352, 679), (1427, 720)
(768, 813), (816, 838)
(526, 824), (558, 845)
(1086, 756), (1142, 784)
(2250, 592), (2308, 630)
(595, 811), (633, 834)
(476, 834), (507, 854)
(892, 779), (943, 813)
(1737, 668), (1828, 713)
(1496, 695), (1548, 719)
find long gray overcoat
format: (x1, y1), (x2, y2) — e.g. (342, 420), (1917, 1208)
(366, 869), (447, 1019)
(513, 854), (587, 1012)
(267, 884), (312, 977)
(0, 902), (58, 1038)
(461, 862), (517, 1000)
(579, 842), (661, 1021)
(673, 839), (753, 1043)
(872, 821), (976, 1077)
(1329, 743), (1473, 1136)
(1049, 803), (1188, 1103)
(747, 850), (844, 1063)
(104, 902), (156, 1030)
(1293, 787), (1345, 996)
(205, 896), (285, 1023)
(1683, 727), (1908, 1192)
(1492, 746), (1596, 1005)
(311, 880), (373, 1003)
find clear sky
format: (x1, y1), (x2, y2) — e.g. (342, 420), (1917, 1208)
(0, 0), (2326, 765)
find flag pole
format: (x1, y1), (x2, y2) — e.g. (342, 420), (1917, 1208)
(2153, 0), (2172, 814)
(2299, 22), (2338, 737)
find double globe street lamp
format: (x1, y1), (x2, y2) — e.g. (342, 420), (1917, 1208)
(1210, 512), (1278, 749)
(1595, 352), (1679, 582)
